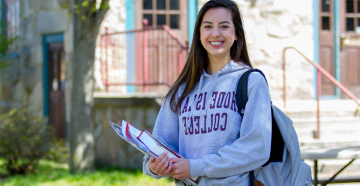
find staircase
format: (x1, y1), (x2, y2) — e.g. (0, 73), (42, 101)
(281, 47), (360, 185)
(273, 99), (360, 181)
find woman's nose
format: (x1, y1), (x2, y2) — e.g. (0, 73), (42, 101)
(211, 27), (220, 38)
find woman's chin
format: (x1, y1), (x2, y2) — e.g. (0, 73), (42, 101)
(207, 51), (229, 59)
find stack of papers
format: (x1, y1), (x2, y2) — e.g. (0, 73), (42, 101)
(109, 120), (198, 186)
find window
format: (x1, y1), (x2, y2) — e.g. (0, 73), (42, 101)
(142, 0), (180, 29)
(322, 16), (330, 30)
(321, 0), (330, 12)
(346, 0), (354, 13)
(320, 0), (332, 31)
(346, 17), (355, 31)
(3, 0), (20, 52)
(345, 0), (360, 32)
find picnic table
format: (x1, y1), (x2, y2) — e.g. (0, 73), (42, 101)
(301, 145), (360, 185)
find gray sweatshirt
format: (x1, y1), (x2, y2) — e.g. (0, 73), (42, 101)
(143, 61), (272, 186)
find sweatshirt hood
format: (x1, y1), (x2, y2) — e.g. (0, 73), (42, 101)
(186, 61), (249, 124)
(202, 60), (249, 78)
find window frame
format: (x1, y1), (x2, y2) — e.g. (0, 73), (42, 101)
(142, 0), (181, 29)
(1, 0), (20, 56)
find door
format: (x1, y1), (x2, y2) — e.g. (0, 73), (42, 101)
(48, 43), (66, 138)
(133, 0), (188, 93)
(319, 0), (336, 96)
(340, 0), (360, 98)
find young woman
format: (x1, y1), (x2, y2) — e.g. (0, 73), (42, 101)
(143, 0), (271, 185)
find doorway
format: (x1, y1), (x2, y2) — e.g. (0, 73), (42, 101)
(339, 0), (360, 98)
(48, 43), (65, 138)
(319, 0), (336, 96)
(318, 0), (360, 98)
(43, 34), (66, 139)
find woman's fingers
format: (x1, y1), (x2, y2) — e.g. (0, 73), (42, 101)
(149, 152), (172, 176)
(157, 153), (168, 169)
(164, 159), (172, 175)
(149, 157), (155, 163)
(149, 153), (166, 174)
(158, 155), (170, 176)
(155, 152), (167, 164)
(171, 158), (182, 163)
(167, 158), (190, 180)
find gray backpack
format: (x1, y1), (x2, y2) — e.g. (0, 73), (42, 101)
(237, 69), (312, 186)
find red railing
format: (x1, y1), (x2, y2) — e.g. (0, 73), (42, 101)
(100, 20), (189, 93)
(283, 47), (360, 138)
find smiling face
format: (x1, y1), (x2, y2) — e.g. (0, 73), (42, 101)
(200, 7), (237, 61)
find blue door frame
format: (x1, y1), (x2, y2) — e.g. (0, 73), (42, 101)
(313, 0), (340, 100)
(43, 33), (64, 117)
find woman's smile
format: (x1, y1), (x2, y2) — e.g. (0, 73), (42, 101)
(200, 7), (237, 61)
(209, 41), (224, 47)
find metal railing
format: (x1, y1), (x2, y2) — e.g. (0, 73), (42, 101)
(100, 20), (189, 93)
(282, 47), (360, 138)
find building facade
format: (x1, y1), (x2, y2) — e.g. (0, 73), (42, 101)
(1, 0), (359, 168)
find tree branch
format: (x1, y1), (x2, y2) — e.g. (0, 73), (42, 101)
(93, 0), (109, 33)
(96, 0), (110, 20)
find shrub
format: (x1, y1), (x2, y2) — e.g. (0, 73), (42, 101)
(0, 109), (58, 175)
(46, 138), (69, 164)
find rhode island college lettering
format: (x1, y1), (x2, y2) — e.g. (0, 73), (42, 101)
(180, 91), (239, 136)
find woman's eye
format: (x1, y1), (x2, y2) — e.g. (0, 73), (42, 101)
(221, 25), (229, 29)
(204, 25), (212, 29)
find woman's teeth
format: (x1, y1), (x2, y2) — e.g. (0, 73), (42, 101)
(210, 41), (222, 45)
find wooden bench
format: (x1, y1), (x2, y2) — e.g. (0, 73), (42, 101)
(301, 145), (360, 185)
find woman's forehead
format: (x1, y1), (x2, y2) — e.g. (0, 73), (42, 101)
(202, 7), (233, 23)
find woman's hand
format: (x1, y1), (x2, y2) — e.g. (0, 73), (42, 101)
(169, 158), (191, 180)
(149, 152), (172, 176)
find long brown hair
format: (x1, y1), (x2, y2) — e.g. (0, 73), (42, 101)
(165, 0), (253, 112)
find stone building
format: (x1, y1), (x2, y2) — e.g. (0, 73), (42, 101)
(1, 0), (359, 170)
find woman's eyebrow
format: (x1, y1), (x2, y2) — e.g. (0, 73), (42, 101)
(202, 21), (213, 24)
(219, 21), (231, 24)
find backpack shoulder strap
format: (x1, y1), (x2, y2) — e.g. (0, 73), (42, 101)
(236, 69), (268, 116)
(236, 68), (285, 167)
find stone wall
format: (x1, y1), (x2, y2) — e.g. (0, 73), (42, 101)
(0, 0), (72, 118)
(93, 96), (163, 168)
(198, 0), (315, 100)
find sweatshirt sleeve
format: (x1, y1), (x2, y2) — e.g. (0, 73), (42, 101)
(143, 96), (180, 179)
(188, 73), (272, 178)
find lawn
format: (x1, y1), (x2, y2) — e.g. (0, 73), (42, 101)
(0, 160), (174, 186)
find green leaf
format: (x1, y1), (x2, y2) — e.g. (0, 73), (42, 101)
(81, 1), (89, 7)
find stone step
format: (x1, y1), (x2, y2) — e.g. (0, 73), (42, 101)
(272, 99), (360, 119)
(294, 125), (360, 135)
(292, 117), (360, 130)
(295, 124), (360, 135)
(294, 125), (360, 137)
(286, 111), (358, 119)
(291, 117), (360, 139)
(296, 130), (360, 140)
(299, 138), (360, 148)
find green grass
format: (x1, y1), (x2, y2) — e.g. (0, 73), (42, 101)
(0, 160), (174, 186)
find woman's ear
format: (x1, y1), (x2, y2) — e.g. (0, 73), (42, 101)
(235, 35), (238, 40)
